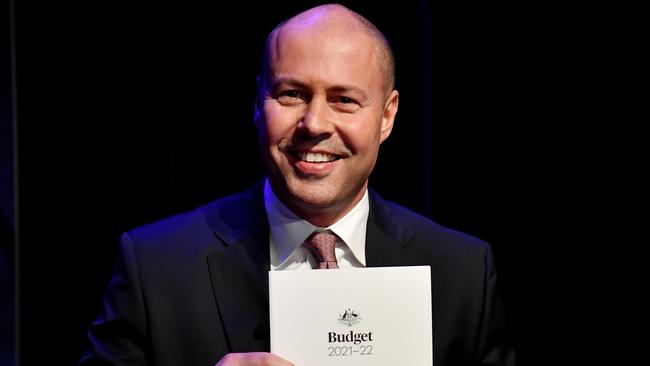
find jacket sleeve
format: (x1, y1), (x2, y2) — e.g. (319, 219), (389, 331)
(79, 233), (148, 365)
(473, 245), (516, 366)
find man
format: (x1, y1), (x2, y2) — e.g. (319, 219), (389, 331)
(80, 4), (514, 366)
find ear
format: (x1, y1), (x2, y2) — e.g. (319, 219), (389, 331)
(379, 90), (399, 144)
(254, 75), (263, 125)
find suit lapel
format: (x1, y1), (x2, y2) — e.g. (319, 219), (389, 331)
(365, 190), (414, 267)
(205, 181), (271, 352)
(203, 186), (416, 351)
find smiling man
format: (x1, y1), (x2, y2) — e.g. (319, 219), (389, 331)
(80, 4), (514, 366)
(256, 6), (398, 228)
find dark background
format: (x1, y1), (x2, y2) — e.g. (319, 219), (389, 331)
(5, 0), (621, 365)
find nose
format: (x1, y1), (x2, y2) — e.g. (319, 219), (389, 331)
(297, 96), (334, 137)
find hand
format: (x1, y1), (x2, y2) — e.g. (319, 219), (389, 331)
(215, 352), (294, 366)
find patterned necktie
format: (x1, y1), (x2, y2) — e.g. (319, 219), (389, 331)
(303, 230), (340, 269)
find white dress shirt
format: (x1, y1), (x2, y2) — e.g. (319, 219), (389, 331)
(264, 180), (369, 270)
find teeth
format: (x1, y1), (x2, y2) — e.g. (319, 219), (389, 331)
(298, 152), (337, 163)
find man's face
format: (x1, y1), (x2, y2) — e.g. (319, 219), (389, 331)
(256, 25), (398, 224)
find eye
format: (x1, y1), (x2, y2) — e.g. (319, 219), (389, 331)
(276, 90), (307, 105)
(283, 90), (301, 98)
(333, 96), (356, 104)
(331, 95), (360, 112)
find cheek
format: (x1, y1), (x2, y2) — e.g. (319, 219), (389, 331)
(263, 104), (298, 144)
(341, 118), (382, 153)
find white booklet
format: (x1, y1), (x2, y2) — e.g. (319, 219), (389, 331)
(269, 266), (432, 365)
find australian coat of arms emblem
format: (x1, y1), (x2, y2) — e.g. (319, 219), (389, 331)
(338, 308), (362, 327)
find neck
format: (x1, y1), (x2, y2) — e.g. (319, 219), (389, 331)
(282, 186), (367, 228)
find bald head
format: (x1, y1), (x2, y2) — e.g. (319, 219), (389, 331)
(261, 4), (395, 96)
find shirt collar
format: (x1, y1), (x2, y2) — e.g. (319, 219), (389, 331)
(264, 179), (369, 268)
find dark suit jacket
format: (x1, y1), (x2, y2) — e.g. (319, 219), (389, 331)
(80, 181), (515, 365)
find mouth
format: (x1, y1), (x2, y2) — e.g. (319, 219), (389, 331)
(285, 149), (345, 176)
(292, 151), (342, 163)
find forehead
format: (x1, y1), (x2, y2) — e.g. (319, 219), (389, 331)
(268, 24), (383, 89)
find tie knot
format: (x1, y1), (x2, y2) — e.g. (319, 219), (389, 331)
(303, 230), (339, 269)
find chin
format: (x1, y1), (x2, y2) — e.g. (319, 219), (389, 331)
(288, 183), (337, 209)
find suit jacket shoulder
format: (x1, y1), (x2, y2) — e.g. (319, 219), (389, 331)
(367, 189), (491, 267)
(125, 180), (267, 257)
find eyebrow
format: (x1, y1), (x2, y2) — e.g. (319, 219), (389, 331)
(272, 77), (369, 101)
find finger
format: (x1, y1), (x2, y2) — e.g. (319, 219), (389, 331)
(215, 352), (294, 366)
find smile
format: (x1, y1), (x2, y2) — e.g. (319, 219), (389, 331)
(295, 151), (341, 163)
